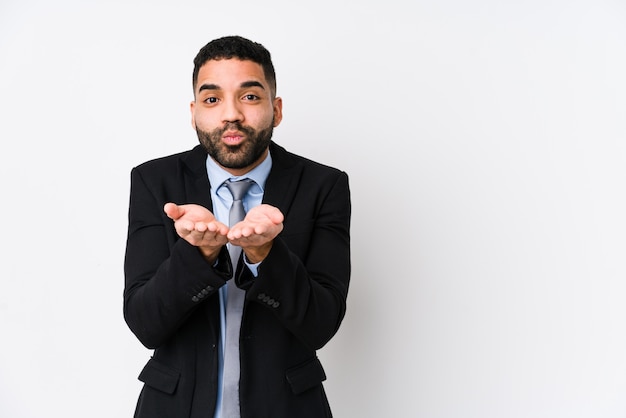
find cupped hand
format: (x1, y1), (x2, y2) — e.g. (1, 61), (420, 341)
(227, 204), (284, 263)
(164, 203), (229, 260)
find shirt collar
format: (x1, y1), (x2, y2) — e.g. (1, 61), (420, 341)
(205, 149), (273, 192)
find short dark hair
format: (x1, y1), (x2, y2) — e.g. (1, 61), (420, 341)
(192, 35), (277, 97)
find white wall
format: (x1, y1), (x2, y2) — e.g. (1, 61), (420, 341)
(1, 0), (625, 417)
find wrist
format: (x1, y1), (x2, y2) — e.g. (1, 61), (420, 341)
(199, 245), (223, 264)
(243, 242), (273, 264)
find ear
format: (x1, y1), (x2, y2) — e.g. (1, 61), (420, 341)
(272, 97), (283, 127)
(190, 100), (196, 128)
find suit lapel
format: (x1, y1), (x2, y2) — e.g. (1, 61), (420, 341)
(181, 145), (214, 211)
(263, 142), (303, 217)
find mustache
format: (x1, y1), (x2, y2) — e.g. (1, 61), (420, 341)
(220, 122), (254, 136)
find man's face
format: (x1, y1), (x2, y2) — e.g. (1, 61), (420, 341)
(191, 59), (283, 176)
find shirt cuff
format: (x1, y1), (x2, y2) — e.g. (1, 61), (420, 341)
(243, 254), (261, 277)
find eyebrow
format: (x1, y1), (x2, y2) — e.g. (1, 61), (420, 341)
(240, 81), (265, 90)
(197, 80), (266, 93)
(198, 83), (219, 93)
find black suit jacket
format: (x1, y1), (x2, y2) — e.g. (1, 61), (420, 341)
(124, 142), (351, 418)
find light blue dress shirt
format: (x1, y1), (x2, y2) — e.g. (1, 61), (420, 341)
(205, 151), (272, 418)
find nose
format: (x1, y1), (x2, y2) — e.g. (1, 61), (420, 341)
(221, 98), (244, 123)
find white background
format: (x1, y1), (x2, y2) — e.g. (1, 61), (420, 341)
(1, 0), (625, 417)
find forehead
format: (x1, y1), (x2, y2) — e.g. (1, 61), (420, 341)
(196, 59), (267, 92)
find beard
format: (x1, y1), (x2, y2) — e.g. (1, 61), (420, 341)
(196, 120), (274, 170)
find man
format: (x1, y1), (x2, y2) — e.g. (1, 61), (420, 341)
(124, 35), (351, 418)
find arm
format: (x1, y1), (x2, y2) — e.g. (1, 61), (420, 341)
(237, 171), (351, 350)
(123, 167), (231, 349)
(164, 202), (230, 263)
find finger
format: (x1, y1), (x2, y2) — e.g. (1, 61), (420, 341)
(256, 204), (284, 224)
(195, 222), (208, 233)
(267, 208), (284, 224)
(238, 226), (253, 238)
(186, 229), (208, 245)
(176, 219), (195, 233)
(253, 224), (269, 235)
(227, 227), (243, 240)
(163, 202), (181, 220)
(207, 221), (229, 235)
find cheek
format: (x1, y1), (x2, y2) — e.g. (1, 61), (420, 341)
(193, 111), (218, 129)
(253, 108), (277, 127)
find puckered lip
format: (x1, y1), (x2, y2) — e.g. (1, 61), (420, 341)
(222, 130), (245, 145)
(223, 130), (244, 138)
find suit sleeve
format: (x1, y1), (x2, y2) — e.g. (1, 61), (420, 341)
(237, 170), (351, 350)
(123, 166), (231, 349)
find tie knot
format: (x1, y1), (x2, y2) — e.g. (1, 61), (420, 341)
(224, 178), (254, 201)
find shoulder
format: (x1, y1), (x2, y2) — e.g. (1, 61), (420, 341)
(270, 142), (347, 179)
(132, 145), (206, 175)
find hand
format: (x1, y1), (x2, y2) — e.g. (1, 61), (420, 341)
(164, 203), (229, 262)
(227, 204), (284, 263)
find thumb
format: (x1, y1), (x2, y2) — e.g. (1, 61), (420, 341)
(268, 206), (284, 224)
(164, 202), (182, 220)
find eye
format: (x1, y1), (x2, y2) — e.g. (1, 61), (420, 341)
(242, 94), (259, 101)
(204, 97), (219, 104)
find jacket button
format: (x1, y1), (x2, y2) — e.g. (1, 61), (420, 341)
(206, 285), (214, 292)
(192, 296), (199, 303)
(262, 296), (270, 303)
(257, 293), (266, 300)
(201, 289), (209, 296)
(267, 298), (275, 305)
(272, 302), (280, 308)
